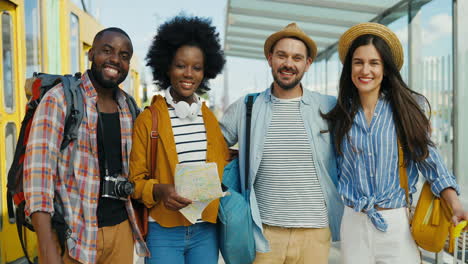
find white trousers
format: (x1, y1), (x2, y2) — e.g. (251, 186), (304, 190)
(340, 206), (421, 264)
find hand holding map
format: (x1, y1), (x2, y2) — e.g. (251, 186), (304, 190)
(174, 162), (225, 223)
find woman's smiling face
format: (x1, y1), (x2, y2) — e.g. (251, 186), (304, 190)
(168, 45), (205, 103)
(351, 43), (384, 97)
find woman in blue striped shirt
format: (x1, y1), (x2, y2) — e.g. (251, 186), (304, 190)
(322, 22), (468, 263)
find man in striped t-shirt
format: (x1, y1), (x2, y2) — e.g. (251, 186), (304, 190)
(221, 23), (344, 264)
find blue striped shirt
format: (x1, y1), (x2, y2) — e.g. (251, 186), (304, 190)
(338, 97), (459, 232)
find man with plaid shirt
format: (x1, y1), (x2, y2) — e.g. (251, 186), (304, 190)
(24, 27), (148, 264)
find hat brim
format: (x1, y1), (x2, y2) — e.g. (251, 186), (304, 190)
(338, 22), (404, 70)
(264, 31), (317, 61)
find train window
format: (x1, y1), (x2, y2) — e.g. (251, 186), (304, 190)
(2, 12), (15, 113)
(5, 123), (16, 180)
(70, 13), (80, 74)
(3, 123), (17, 231)
(83, 49), (89, 71)
(24, 0), (42, 77)
(83, 43), (91, 71)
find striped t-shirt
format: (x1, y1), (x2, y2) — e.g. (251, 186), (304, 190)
(168, 107), (207, 164)
(149, 106), (207, 223)
(254, 96), (328, 228)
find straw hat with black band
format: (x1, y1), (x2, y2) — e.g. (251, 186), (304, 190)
(338, 22), (404, 71)
(264, 22), (317, 61)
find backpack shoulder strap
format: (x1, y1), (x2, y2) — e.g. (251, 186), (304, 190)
(244, 92), (260, 104)
(243, 93), (259, 192)
(60, 74), (83, 150)
(123, 92), (141, 122)
(15, 210), (33, 264)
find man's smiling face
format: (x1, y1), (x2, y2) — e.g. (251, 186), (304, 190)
(268, 37), (312, 91)
(89, 31), (133, 89)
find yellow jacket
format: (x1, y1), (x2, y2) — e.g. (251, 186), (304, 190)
(130, 95), (229, 227)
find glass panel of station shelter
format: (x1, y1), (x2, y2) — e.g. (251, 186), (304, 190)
(380, 7), (409, 83)
(24, 0), (42, 77)
(308, 51), (340, 96)
(455, 0), (468, 202)
(326, 52), (340, 96)
(309, 58), (327, 94)
(302, 52), (327, 94)
(70, 13), (80, 74)
(409, 0), (453, 171)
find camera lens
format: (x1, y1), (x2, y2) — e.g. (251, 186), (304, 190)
(115, 181), (134, 197)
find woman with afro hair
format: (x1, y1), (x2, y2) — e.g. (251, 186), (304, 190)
(129, 15), (229, 264)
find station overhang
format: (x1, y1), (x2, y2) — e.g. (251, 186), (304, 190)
(224, 0), (417, 61)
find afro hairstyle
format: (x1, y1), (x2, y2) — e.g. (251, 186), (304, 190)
(146, 15), (225, 94)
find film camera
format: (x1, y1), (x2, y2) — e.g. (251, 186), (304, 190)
(101, 175), (134, 201)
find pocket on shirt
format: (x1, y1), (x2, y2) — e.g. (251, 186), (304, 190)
(317, 133), (334, 161)
(318, 131), (332, 145)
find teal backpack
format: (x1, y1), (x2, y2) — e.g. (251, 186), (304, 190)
(218, 93), (259, 264)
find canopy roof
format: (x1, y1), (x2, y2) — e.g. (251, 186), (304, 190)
(224, 0), (409, 61)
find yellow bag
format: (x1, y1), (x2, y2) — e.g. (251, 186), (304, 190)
(410, 182), (452, 252)
(398, 142), (454, 253)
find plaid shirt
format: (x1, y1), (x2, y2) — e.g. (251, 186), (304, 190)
(24, 71), (149, 264)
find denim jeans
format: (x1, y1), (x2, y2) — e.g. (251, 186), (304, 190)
(145, 221), (219, 264)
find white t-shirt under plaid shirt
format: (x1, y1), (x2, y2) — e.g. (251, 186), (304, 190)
(254, 95), (328, 228)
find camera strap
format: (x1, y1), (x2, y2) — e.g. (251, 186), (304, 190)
(96, 104), (111, 176)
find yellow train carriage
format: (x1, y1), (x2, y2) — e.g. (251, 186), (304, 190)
(0, 0), (141, 263)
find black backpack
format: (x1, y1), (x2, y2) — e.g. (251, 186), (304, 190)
(6, 72), (140, 263)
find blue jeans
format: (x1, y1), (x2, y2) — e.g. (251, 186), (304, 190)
(145, 221), (219, 264)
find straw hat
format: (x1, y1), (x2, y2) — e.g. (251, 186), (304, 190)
(338, 22), (404, 70)
(264, 23), (317, 61)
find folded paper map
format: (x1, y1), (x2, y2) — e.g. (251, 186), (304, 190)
(174, 162), (225, 223)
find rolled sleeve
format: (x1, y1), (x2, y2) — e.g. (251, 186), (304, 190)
(416, 146), (460, 197)
(25, 192), (55, 217)
(220, 98), (243, 147)
(430, 175), (459, 197)
(141, 179), (159, 208)
(23, 89), (65, 217)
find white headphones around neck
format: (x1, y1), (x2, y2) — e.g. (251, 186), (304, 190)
(165, 87), (201, 120)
